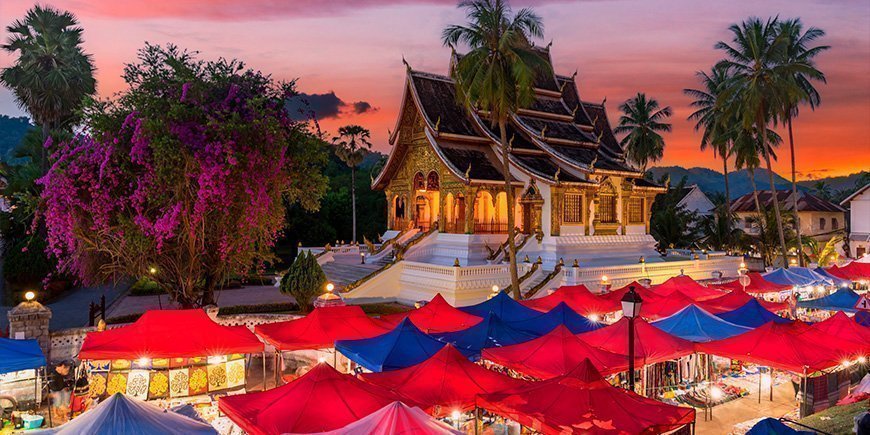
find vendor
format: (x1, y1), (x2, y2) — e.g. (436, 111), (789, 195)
(49, 361), (73, 423)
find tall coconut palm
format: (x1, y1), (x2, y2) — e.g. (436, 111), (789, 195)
(614, 93), (672, 172)
(685, 67), (733, 209)
(333, 125), (373, 244)
(1, 5), (95, 147)
(443, 0), (550, 298)
(777, 18), (828, 266)
(716, 16), (811, 268)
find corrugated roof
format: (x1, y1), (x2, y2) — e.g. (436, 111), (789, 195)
(730, 190), (846, 213)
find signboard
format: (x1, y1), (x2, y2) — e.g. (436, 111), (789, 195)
(854, 295), (870, 311)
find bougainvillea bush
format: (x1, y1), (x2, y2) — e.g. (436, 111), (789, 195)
(38, 44), (327, 306)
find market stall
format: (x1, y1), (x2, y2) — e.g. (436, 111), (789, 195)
(0, 337), (46, 427)
(649, 275), (726, 301)
(319, 402), (462, 435)
(359, 345), (525, 417)
(36, 393), (217, 434)
(698, 288), (789, 314)
(638, 290), (697, 320)
(218, 363), (399, 435)
(482, 325), (632, 379)
(373, 293), (482, 333)
(652, 305), (752, 342)
(476, 359), (696, 434)
(810, 312), (870, 353)
(828, 261), (870, 282)
(77, 309), (264, 426)
(716, 299), (793, 328)
(335, 318), (445, 372)
(719, 272), (792, 298)
(431, 313), (537, 360)
(579, 316), (695, 366)
(458, 291), (540, 321)
(504, 302), (602, 335)
(521, 284), (620, 316)
(798, 288), (862, 313)
(598, 281), (662, 306)
(254, 305), (387, 352)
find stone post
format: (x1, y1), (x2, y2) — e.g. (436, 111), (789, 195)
(8, 301), (52, 360)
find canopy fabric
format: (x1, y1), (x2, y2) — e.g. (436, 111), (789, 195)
(458, 291), (540, 321)
(0, 338), (45, 375)
(716, 299), (792, 328)
(432, 313), (537, 360)
(639, 291), (696, 320)
(698, 322), (860, 373)
(79, 309), (263, 360)
(719, 272), (792, 295)
(218, 363), (397, 435)
(313, 402), (461, 435)
(598, 281), (662, 307)
(374, 294), (482, 333)
(698, 289), (789, 314)
(37, 393), (216, 435)
(359, 345), (526, 416)
(856, 311), (870, 327)
(810, 312), (870, 353)
(255, 305), (387, 351)
(652, 305), (752, 342)
(578, 317), (694, 365)
(798, 288), (861, 313)
(482, 325), (632, 379)
(745, 418), (814, 435)
(650, 275), (725, 301)
(521, 284), (619, 316)
(813, 267), (852, 287)
(477, 359), (696, 435)
(763, 268), (828, 288)
(508, 302), (603, 335)
(336, 318), (445, 372)
(828, 262), (870, 281)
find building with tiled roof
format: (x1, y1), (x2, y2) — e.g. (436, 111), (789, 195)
(840, 183), (870, 258)
(730, 190), (846, 242)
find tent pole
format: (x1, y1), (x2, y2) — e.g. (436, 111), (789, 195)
(333, 349), (337, 368)
(758, 367), (762, 404)
(262, 351), (266, 390)
(800, 367), (807, 418)
(474, 406), (479, 435)
(769, 368), (774, 402)
(46, 368), (53, 428)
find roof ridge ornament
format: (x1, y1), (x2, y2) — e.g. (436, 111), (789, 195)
(546, 40), (553, 50)
(554, 167), (561, 183)
(508, 134), (515, 152)
(601, 96), (607, 106)
(591, 115), (599, 126)
(571, 70), (578, 80)
(572, 104), (579, 118)
(402, 56), (411, 72)
(465, 163), (472, 180)
(434, 116), (441, 132)
(558, 80), (568, 93)
(596, 131), (603, 144)
(540, 125), (548, 140)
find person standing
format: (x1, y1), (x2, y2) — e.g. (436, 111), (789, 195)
(48, 361), (72, 423)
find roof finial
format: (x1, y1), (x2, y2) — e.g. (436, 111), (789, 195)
(546, 40), (553, 50)
(554, 167), (560, 183)
(434, 116), (441, 132)
(601, 96), (607, 106)
(571, 69), (578, 80)
(402, 56), (411, 72)
(388, 129), (392, 137)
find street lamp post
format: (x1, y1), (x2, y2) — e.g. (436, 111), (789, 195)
(621, 286), (643, 393)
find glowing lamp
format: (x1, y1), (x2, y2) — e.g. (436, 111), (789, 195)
(601, 275), (609, 284)
(858, 356), (867, 364)
(317, 357), (327, 363)
(588, 314), (600, 323)
(842, 359), (851, 367)
(137, 357), (151, 366)
(149, 266), (157, 275)
(326, 283), (335, 293)
(710, 386), (723, 400)
(24, 291), (35, 301)
(620, 286), (643, 319)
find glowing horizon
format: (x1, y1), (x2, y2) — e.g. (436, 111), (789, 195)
(1, 0), (867, 180)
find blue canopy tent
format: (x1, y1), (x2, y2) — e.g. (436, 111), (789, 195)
(745, 418), (814, 435)
(652, 305), (752, 342)
(813, 267), (852, 288)
(0, 337), (45, 375)
(335, 318), (445, 372)
(433, 312), (537, 359)
(458, 291), (540, 321)
(798, 288), (861, 313)
(716, 299), (792, 328)
(856, 311), (870, 327)
(764, 267), (829, 288)
(507, 302), (602, 335)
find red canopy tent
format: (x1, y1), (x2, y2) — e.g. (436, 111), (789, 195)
(578, 317), (694, 366)
(373, 294), (482, 333)
(521, 285), (620, 316)
(698, 322), (862, 373)
(78, 309), (263, 360)
(639, 291), (696, 320)
(650, 275), (725, 301)
(218, 363), (399, 435)
(810, 312), (870, 354)
(828, 262), (870, 281)
(482, 325), (633, 379)
(697, 288), (789, 314)
(477, 359), (696, 435)
(598, 281), (662, 308)
(255, 305), (387, 351)
(319, 402), (461, 435)
(719, 272), (792, 295)
(359, 345), (526, 416)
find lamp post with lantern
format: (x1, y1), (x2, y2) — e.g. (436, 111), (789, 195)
(620, 286), (642, 393)
(738, 261), (750, 292)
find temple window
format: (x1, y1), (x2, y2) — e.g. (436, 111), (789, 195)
(413, 172), (425, 191)
(628, 197), (644, 223)
(598, 195), (617, 223)
(562, 193), (583, 224)
(426, 171), (439, 190)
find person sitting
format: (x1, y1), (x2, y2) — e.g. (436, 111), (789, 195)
(48, 361), (72, 423)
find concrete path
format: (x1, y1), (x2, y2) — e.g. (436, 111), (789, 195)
(0, 282), (128, 331)
(105, 284), (296, 319)
(695, 381), (798, 434)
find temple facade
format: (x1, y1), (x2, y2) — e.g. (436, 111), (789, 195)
(372, 47), (666, 266)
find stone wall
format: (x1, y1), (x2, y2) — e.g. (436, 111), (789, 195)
(7, 301), (52, 358)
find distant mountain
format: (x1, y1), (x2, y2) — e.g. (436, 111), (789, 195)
(647, 166), (793, 199)
(0, 115), (32, 161)
(796, 173), (868, 192)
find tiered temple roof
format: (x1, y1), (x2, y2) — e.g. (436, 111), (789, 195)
(373, 46), (652, 190)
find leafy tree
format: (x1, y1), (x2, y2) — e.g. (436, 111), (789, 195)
(744, 207), (797, 267)
(649, 177), (700, 250)
(614, 93), (672, 172)
(685, 67), (733, 208)
(812, 180), (832, 200)
(803, 235), (842, 267)
(443, 0), (550, 298)
(0, 5), (95, 153)
(280, 250), (326, 312)
(333, 125), (372, 244)
(698, 197), (746, 252)
(38, 44), (327, 307)
(716, 17), (818, 268)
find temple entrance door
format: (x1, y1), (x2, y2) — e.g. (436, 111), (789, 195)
(456, 196), (466, 232)
(522, 204), (532, 235)
(415, 196), (430, 231)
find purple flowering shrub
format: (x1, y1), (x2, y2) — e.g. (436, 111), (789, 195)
(38, 44), (327, 306)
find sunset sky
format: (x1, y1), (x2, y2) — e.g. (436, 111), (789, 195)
(1, 0), (868, 179)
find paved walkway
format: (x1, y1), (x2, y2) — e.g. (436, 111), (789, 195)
(0, 282), (128, 331)
(106, 284), (295, 319)
(695, 381), (798, 434)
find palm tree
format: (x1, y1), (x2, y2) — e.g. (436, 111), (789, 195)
(812, 180), (832, 200)
(614, 93), (672, 172)
(1, 5), (95, 148)
(716, 17), (811, 268)
(745, 207), (797, 267)
(802, 235), (842, 267)
(333, 125), (373, 244)
(777, 19), (829, 266)
(685, 67), (733, 209)
(443, 0), (550, 299)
